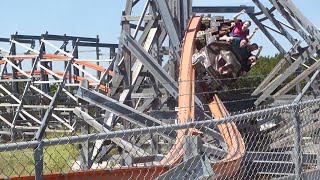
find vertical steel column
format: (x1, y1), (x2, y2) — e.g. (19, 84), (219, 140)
(9, 40), (18, 140)
(79, 80), (91, 170)
(317, 154), (320, 172)
(39, 40), (47, 129)
(107, 47), (116, 86)
(9, 38), (19, 95)
(66, 38), (73, 129)
(292, 103), (302, 180)
(110, 0), (133, 96)
(1, 43), (14, 137)
(29, 40), (36, 71)
(154, 0), (181, 60)
(0, 44), (11, 79)
(95, 36), (102, 122)
(73, 43), (79, 83)
(122, 0), (133, 88)
(179, 0), (192, 38)
(34, 142), (44, 180)
(96, 35), (100, 78)
(120, 0), (133, 166)
(39, 40), (48, 93)
(183, 135), (202, 161)
(117, 0), (154, 106)
(110, 47), (116, 59)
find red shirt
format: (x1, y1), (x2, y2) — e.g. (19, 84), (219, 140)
(232, 20), (249, 39)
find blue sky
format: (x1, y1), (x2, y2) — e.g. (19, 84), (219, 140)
(1, 0), (319, 56)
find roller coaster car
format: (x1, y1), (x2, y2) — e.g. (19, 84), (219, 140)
(192, 41), (243, 91)
(192, 16), (244, 92)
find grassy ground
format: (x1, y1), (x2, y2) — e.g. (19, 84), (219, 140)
(0, 141), (79, 178)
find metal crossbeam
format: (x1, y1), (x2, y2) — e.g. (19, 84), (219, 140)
(11, 43), (44, 132)
(76, 86), (175, 142)
(278, 0), (320, 39)
(120, 31), (204, 109)
(154, 0), (181, 60)
(120, 31), (179, 98)
(252, 42), (301, 96)
(73, 107), (148, 157)
(192, 6), (254, 14)
(252, 0), (296, 45)
(273, 169), (320, 180)
(248, 13), (286, 53)
(34, 43), (76, 140)
(269, 0), (313, 45)
(254, 40), (320, 105)
(273, 58), (320, 99)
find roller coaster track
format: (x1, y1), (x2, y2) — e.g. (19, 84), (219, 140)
(0, 54), (113, 92)
(160, 16), (245, 178)
(4, 71), (109, 92)
(0, 54), (113, 76)
(11, 16), (245, 179)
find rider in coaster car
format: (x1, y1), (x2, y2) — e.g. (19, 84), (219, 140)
(230, 9), (259, 40)
(241, 55), (257, 73)
(217, 36), (260, 76)
(240, 45), (265, 77)
(216, 37), (248, 77)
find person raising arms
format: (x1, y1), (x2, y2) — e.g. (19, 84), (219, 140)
(231, 9), (259, 40)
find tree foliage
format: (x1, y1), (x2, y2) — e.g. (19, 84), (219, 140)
(229, 54), (283, 91)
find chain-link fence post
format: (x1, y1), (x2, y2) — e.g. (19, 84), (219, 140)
(317, 153), (320, 171)
(79, 80), (91, 170)
(34, 142), (44, 180)
(183, 135), (202, 160)
(292, 103), (302, 180)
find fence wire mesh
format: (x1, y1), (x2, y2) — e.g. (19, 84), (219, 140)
(0, 97), (319, 179)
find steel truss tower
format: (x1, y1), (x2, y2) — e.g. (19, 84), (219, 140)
(0, 0), (320, 178)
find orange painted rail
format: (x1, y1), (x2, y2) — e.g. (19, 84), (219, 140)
(160, 16), (202, 166)
(7, 166), (170, 180)
(0, 53), (113, 76)
(4, 70), (109, 92)
(209, 95), (245, 178)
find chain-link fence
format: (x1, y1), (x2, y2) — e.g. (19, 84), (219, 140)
(0, 97), (319, 179)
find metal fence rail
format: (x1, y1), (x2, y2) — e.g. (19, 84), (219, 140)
(0, 98), (319, 179)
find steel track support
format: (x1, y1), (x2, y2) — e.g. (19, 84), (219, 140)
(254, 40), (320, 105)
(76, 86), (175, 142)
(11, 43), (44, 139)
(34, 41), (77, 140)
(154, 0), (181, 60)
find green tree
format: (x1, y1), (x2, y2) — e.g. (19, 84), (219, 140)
(232, 54), (282, 90)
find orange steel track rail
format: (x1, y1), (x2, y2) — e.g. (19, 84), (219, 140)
(7, 167), (170, 180)
(209, 95), (245, 178)
(159, 16), (201, 166)
(4, 70), (109, 92)
(8, 16), (245, 180)
(0, 53), (114, 76)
